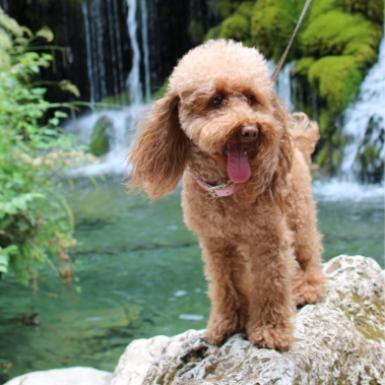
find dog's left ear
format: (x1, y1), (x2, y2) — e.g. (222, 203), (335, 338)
(271, 95), (294, 190)
(128, 91), (190, 199)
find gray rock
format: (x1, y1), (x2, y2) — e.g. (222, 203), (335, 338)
(4, 367), (112, 385)
(111, 255), (385, 385)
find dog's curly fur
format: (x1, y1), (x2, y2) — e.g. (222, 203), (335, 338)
(129, 40), (326, 351)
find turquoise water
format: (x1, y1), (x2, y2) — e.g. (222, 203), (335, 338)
(0, 180), (383, 381)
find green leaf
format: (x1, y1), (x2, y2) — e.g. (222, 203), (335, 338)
(35, 26), (54, 42)
(59, 80), (80, 98)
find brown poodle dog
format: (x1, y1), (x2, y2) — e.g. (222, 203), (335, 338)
(129, 40), (326, 351)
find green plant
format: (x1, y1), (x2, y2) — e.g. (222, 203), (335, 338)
(0, 7), (75, 286)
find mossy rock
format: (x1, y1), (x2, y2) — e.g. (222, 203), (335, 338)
(220, 12), (249, 41)
(89, 116), (113, 157)
(357, 116), (385, 183)
(251, 0), (304, 60)
(308, 55), (363, 113)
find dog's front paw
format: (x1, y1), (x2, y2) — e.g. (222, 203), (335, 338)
(247, 324), (293, 351)
(206, 315), (238, 345)
(294, 271), (327, 306)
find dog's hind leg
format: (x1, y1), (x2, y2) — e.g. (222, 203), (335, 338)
(291, 203), (327, 306)
(201, 237), (248, 345)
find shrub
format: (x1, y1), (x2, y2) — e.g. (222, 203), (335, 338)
(0, 7), (75, 286)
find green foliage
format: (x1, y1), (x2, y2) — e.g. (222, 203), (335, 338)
(300, 10), (382, 64)
(219, 2), (254, 43)
(89, 116), (112, 156)
(0, 7), (75, 286)
(251, 0), (304, 60)
(308, 55), (363, 113)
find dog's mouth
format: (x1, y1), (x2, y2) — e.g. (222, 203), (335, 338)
(224, 124), (259, 184)
(226, 142), (251, 184)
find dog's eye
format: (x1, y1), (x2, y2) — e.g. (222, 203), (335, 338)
(246, 94), (256, 106)
(211, 94), (224, 108)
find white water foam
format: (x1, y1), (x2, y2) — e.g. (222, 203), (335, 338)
(313, 179), (384, 202)
(340, 35), (385, 180)
(65, 104), (148, 176)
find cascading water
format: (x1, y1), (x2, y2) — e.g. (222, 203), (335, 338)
(276, 62), (294, 112)
(314, 33), (384, 200)
(67, 0), (150, 176)
(267, 60), (294, 112)
(339, 35), (385, 183)
(81, 0), (127, 103)
(126, 0), (151, 104)
(140, 0), (151, 100)
(127, 0), (142, 105)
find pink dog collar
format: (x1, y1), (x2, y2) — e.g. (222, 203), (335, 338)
(193, 176), (235, 198)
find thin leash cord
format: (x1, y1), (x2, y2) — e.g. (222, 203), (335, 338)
(271, 0), (313, 82)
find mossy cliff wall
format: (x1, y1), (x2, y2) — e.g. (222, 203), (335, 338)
(205, 0), (384, 175)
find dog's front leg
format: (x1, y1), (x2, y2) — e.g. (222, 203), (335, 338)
(201, 237), (247, 345)
(246, 225), (295, 351)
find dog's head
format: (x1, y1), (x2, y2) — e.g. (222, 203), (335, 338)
(129, 40), (292, 199)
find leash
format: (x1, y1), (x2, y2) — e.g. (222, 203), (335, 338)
(271, 0), (313, 82)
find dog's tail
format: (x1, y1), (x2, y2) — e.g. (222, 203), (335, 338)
(289, 112), (319, 168)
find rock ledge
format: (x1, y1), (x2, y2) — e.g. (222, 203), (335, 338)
(111, 256), (385, 385)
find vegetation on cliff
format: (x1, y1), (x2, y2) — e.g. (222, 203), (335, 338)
(0, 8), (75, 286)
(205, 0), (384, 174)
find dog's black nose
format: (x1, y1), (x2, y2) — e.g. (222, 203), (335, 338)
(240, 124), (258, 139)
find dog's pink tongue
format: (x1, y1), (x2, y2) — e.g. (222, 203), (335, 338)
(226, 143), (251, 184)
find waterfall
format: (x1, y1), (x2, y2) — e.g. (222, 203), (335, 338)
(313, 36), (384, 200)
(127, 0), (142, 105)
(268, 61), (294, 112)
(276, 62), (294, 112)
(81, 0), (126, 103)
(66, 0), (152, 175)
(126, 0), (151, 104)
(339, 35), (385, 183)
(140, 0), (151, 100)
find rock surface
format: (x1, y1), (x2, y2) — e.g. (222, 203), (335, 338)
(110, 255), (385, 385)
(4, 367), (112, 385)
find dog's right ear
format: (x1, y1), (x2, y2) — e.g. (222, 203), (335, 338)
(128, 91), (190, 199)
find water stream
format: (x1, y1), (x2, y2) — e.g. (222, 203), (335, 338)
(340, 35), (385, 181)
(0, 181), (383, 380)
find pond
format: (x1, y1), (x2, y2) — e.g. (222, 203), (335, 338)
(0, 179), (383, 381)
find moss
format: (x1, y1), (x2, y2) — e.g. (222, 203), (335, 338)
(89, 116), (112, 156)
(156, 365), (180, 385)
(294, 57), (315, 76)
(220, 12), (250, 41)
(301, 10), (382, 64)
(308, 55), (362, 113)
(355, 319), (385, 341)
(336, 0), (384, 24)
(340, 291), (385, 342)
(251, 0), (304, 60)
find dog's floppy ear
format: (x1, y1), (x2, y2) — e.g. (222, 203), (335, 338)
(128, 91), (190, 199)
(270, 95), (294, 194)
